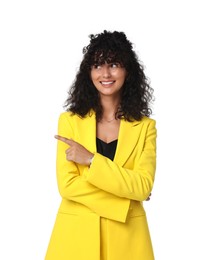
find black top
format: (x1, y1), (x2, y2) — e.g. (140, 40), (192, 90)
(96, 137), (118, 161)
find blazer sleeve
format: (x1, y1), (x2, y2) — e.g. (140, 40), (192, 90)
(84, 120), (157, 201)
(56, 113), (130, 223)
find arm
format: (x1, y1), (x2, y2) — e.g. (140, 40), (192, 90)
(84, 120), (157, 201)
(55, 113), (130, 222)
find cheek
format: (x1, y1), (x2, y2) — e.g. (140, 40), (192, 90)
(112, 68), (127, 78)
(90, 70), (98, 81)
(90, 74), (99, 88)
(117, 72), (127, 83)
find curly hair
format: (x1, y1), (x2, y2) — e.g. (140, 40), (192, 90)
(64, 30), (154, 121)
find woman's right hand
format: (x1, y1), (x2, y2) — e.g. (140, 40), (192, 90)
(55, 135), (94, 166)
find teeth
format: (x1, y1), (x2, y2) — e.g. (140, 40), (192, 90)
(101, 81), (113, 85)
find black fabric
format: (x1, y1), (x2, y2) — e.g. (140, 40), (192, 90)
(96, 138), (118, 161)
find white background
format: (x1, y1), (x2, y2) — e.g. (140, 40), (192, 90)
(0, 0), (207, 259)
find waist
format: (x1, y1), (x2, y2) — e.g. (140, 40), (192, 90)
(58, 199), (145, 218)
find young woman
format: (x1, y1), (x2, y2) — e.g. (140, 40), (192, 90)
(45, 30), (157, 260)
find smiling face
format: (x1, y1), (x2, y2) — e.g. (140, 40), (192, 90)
(90, 62), (127, 98)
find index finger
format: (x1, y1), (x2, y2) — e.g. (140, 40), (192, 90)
(54, 135), (73, 145)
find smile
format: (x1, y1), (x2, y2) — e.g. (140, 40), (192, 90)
(100, 81), (115, 85)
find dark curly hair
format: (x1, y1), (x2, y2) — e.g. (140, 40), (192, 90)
(64, 30), (154, 121)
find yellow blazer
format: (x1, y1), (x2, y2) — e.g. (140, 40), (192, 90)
(45, 111), (157, 260)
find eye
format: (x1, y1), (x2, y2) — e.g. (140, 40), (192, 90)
(110, 63), (120, 68)
(92, 64), (101, 69)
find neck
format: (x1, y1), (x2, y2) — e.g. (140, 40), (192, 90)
(100, 95), (120, 120)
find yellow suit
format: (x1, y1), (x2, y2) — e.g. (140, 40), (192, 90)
(45, 111), (157, 260)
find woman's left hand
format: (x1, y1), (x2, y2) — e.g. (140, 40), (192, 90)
(146, 193), (152, 201)
(55, 135), (94, 166)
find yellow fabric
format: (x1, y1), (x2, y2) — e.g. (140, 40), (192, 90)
(45, 111), (157, 260)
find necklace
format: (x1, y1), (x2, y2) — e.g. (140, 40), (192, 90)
(105, 118), (115, 123)
(101, 117), (116, 123)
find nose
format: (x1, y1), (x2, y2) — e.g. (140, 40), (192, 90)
(102, 65), (111, 78)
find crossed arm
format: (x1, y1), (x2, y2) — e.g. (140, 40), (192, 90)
(54, 134), (152, 201)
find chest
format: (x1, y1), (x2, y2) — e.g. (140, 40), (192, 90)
(96, 120), (120, 143)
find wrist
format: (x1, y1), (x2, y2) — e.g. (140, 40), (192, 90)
(89, 154), (94, 165)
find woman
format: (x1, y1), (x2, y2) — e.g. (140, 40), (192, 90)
(45, 30), (157, 260)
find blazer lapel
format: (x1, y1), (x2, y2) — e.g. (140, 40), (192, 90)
(76, 112), (97, 154)
(114, 119), (142, 166)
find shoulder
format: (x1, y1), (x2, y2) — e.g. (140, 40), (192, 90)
(58, 111), (94, 124)
(140, 116), (156, 125)
(140, 117), (157, 138)
(58, 111), (82, 120)
(132, 116), (157, 136)
(132, 116), (156, 127)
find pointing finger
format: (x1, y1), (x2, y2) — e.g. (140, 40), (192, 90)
(54, 135), (73, 145)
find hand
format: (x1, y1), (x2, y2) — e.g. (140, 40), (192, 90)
(55, 135), (94, 166)
(146, 193), (152, 201)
